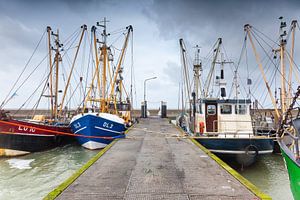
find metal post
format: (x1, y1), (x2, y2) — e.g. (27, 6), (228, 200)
(143, 77), (157, 118)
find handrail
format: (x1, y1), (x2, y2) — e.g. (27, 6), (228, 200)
(210, 119), (253, 137)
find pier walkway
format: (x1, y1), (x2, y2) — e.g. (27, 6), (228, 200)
(55, 118), (264, 199)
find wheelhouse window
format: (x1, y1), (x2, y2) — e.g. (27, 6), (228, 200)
(235, 104), (247, 115)
(220, 104), (232, 114)
(207, 105), (216, 115)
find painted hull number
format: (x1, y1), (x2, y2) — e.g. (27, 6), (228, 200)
(103, 122), (113, 129)
(18, 126), (35, 132)
(74, 122), (81, 129)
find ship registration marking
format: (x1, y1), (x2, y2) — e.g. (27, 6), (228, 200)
(103, 122), (114, 129)
(18, 126), (36, 132)
(74, 122), (81, 129)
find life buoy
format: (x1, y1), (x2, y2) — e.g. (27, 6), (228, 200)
(199, 122), (205, 134)
(245, 145), (259, 157)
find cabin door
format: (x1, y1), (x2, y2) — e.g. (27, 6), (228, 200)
(205, 103), (218, 132)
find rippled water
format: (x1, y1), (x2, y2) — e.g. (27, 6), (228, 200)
(0, 144), (98, 200)
(237, 154), (293, 200)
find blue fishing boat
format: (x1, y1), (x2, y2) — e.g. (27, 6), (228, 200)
(70, 19), (133, 149)
(70, 113), (126, 149)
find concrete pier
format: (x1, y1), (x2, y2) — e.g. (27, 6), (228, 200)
(50, 118), (268, 200)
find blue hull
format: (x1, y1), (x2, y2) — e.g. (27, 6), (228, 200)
(196, 138), (274, 154)
(70, 114), (126, 149)
(196, 137), (274, 166)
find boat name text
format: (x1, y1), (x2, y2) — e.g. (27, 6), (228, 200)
(18, 126), (36, 132)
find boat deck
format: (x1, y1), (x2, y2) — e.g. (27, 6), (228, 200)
(54, 117), (266, 199)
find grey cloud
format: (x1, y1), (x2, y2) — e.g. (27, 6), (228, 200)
(144, 0), (300, 49)
(0, 0), (299, 109)
(143, 0), (300, 105)
(0, 16), (41, 50)
(163, 61), (181, 85)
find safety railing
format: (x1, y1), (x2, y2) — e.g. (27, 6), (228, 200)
(210, 120), (254, 138)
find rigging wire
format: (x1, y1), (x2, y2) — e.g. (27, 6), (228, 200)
(1, 27), (84, 109)
(31, 70), (51, 116)
(250, 30), (291, 90)
(13, 71), (49, 115)
(252, 26), (279, 47)
(246, 23), (300, 109)
(0, 29), (47, 109)
(2, 53), (49, 109)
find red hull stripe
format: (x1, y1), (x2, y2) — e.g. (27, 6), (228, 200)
(0, 120), (116, 140)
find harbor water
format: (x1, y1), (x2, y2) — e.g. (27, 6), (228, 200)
(236, 154), (293, 200)
(0, 144), (294, 200)
(0, 144), (98, 200)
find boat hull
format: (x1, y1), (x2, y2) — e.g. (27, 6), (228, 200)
(196, 137), (274, 166)
(70, 114), (126, 150)
(278, 138), (300, 200)
(281, 148), (300, 200)
(0, 119), (72, 156)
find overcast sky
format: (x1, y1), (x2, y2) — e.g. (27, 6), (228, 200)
(0, 0), (300, 109)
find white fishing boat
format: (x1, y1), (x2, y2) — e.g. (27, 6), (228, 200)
(178, 38), (273, 166)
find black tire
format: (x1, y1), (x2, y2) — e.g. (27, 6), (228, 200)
(245, 145), (259, 157)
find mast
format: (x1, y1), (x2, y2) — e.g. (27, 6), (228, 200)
(47, 26), (54, 119)
(58, 25), (87, 117)
(109, 25), (133, 105)
(287, 20), (297, 106)
(51, 29), (62, 121)
(179, 39), (191, 101)
(204, 38), (222, 98)
(97, 18), (109, 113)
(92, 25), (101, 104)
(193, 45), (202, 101)
(130, 30), (134, 111)
(82, 25), (100, 113)
(244, 24), (280, 119)
(179, 39), (192, 115)
(279, 17), (287, 113)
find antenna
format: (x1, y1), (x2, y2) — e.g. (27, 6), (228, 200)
(214, 52), (233, 99)
(97, 17), (110, 45)
(193, 44), (202, 101)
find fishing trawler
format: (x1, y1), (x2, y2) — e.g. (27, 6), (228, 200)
(178, 38), (273, 166)
(244, 18), (300, 199)
(70, 19), (133, 150)
(0, 25), (87, 156)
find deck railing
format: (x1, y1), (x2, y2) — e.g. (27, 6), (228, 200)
(212, 120), (252, 132)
